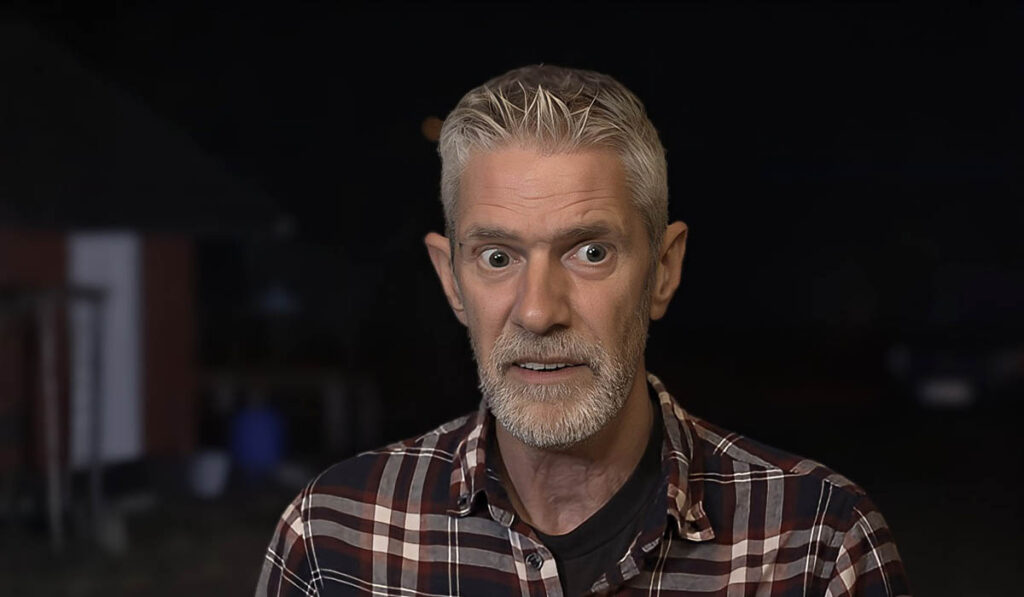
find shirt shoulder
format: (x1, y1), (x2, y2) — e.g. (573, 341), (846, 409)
(684, 413), (878, 550)
(308, 412), (476, 515)
(680, 415), (910, 595)
(256, 413), (479, 596)
(689, 414), (866, 495)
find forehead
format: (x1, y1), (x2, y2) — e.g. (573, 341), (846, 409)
(456, 147), (635, 237)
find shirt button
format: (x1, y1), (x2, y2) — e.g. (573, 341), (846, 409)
(525, 552), (543, 570)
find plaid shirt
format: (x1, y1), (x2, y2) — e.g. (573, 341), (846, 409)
(257, 373), (910, 596)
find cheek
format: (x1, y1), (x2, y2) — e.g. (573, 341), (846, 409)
(462, 282), (516, 343)
(573, 282), (640, 340)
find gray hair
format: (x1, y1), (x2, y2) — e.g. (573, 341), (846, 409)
(437, 65), (669, 253)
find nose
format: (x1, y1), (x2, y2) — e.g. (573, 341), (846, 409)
(510, 254), (572, 335)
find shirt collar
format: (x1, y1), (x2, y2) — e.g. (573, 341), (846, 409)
(447, 372), (715, 543)
(447, 401), (494, 517)
(648, 372), (715, 542)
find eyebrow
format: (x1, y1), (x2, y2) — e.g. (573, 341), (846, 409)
(461, 222), (622, 245)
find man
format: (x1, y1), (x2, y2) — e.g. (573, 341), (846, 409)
(257, 65), (910, 596)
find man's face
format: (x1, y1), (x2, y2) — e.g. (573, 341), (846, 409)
(444, 147), (655, 448)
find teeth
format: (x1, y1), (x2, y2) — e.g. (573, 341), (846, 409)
(518, 362), (571, 371)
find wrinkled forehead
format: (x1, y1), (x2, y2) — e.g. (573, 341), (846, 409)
(455, 147), (637, 239)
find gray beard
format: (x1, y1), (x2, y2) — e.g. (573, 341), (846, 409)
(471, 292), (651, 449)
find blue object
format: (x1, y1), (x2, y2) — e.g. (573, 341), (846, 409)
(229, 404), (285, 479)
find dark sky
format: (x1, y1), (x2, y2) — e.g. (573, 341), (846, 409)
(7, 4), (1022, 394)
(19, 3), (1019, 332)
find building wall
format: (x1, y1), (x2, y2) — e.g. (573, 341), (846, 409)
(0, 228), (197, 476)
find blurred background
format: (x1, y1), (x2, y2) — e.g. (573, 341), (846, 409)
(0, 2), (1020, 595)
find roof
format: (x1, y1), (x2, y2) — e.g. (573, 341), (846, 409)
(0, 19), (280, 235)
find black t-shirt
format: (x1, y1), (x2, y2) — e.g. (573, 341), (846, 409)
(534, 396), (664, 596)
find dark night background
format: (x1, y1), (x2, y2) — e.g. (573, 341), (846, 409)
(1, 2), (1021, 595)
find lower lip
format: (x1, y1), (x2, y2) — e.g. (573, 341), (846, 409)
(508, 364), (589, 384)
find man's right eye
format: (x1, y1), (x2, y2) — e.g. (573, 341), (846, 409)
(481, 248), (511, 268)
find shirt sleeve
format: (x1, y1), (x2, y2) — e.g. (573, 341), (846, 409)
(826, 494), (911, 597)
(256, 488), (319, 597)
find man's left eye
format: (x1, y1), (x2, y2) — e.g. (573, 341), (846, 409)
(574, 243), (609, 264)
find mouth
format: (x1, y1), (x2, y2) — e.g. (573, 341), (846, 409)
(515, 361), (582, 372)
(505, 359), (590, 383)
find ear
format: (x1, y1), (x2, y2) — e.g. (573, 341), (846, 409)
(424, 232), (468, 325)
(649, 221), (688, 321)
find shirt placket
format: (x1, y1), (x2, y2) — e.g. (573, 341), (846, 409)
(478, 494), (561, 597)
(507, 520), (563, 596)
(586, 478), (677, 594)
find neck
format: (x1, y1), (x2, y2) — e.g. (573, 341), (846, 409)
(494, 366), (653, 536)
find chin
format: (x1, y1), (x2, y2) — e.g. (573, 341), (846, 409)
(491, 388), (622, 449)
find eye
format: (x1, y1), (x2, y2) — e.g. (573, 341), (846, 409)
(481, 248), (512, 268)
(575, 243), (609, 264)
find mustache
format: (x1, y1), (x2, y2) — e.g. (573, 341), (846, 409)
(488, 328), (604, 368)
